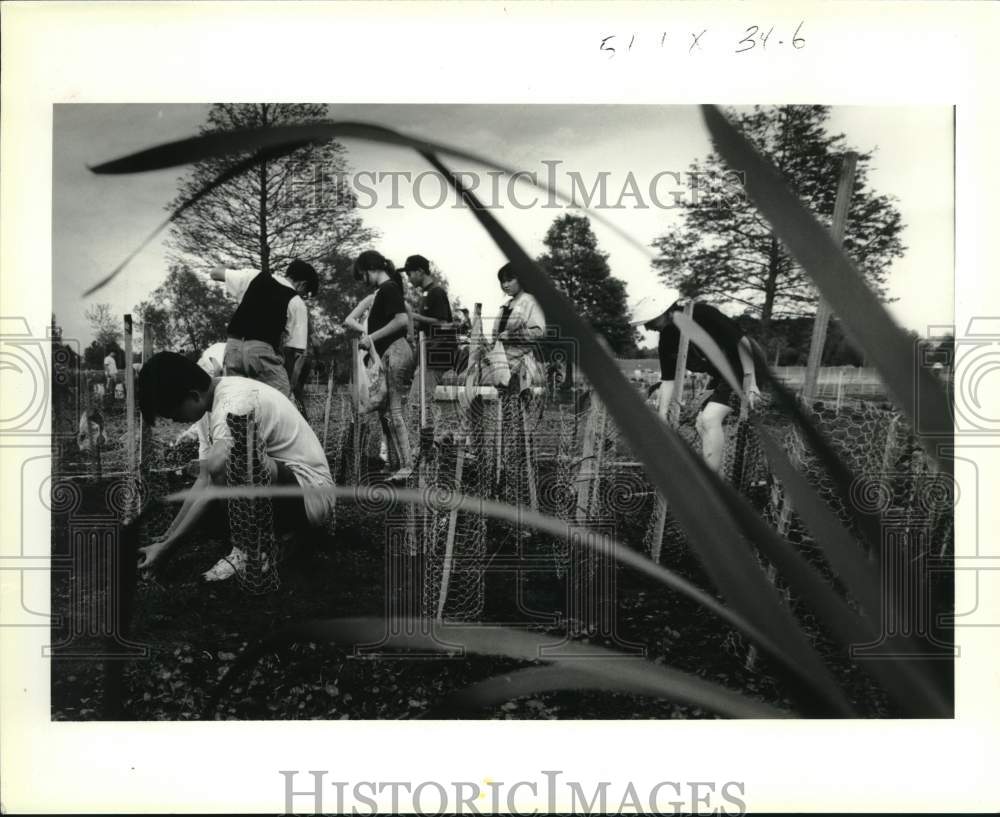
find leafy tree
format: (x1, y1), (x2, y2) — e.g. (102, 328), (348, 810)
(537, 214), (637, 355)
(84, 303), (122, 350)
(134, 264), (232, 354)
(652, 106), (906, 349)
(166, 103), (375, 277)
(309, 250), (375, 383)
(83, 340), (124, 370)
(926, 334), (954, 366)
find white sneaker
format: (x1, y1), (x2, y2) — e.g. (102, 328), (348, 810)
(203, 547), (248, 582)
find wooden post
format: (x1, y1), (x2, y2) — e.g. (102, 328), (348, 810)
(436, 442), (465, 620)
(667, 301), (696, 425)
(835, 368), (845, 414)
(418, 331), (427, 428)
(246, 417), (255, 485)
(804, 153), (858, 400)
(124, 315), (136, 477)
(650, 301), (694, 562)
(495, 398), (503, 489)
(351, 338), (361, 480)
(575, 396), (599, 525)
(522, 398), (538, 513)
(416, 331), (430, 547)
(321, 368), (335, 450)
(142, 319), (153, 365)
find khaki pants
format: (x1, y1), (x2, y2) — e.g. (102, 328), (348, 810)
(223, 338), (290, 397)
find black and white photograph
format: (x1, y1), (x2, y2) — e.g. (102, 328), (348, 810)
(47, 101), (955, 721)
(2, 2), (998, 814)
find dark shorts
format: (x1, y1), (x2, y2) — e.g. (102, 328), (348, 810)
(200, 461), (310, 542)
(702, 378), (736, 410)
(273, 460), (310, 534)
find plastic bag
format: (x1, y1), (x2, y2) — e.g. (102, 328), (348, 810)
(520, 353), (544, 392)
(480, 340), (511, 388)
(355, 349), (387, 414)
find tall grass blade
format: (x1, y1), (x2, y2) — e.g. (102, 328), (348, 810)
(422, 150), (854, 715)
(172, 479), (847, 715)
(207, 617), (787, 719)
(81, 144), (308, 297)
(85, 122), (652, 294)
(422, 664), (787, 719)
(672, 312), (951, 714)
(99, 116), (855, 714)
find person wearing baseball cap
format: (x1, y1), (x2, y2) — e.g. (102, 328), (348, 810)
(630, 290), (760, 472)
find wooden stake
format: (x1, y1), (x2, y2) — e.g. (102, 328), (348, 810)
(522, 398), (538, 513)
(351, 339), (362, 479)
(651, 301), (694, 562)
(574, 395), (599, 525)
(321, 368), (335, 450)
(142, 318), (153, 365)
(418, 331), (427, 428)
(436, 443), (465, 621)
(495, 397), (503, 489)
(804, 153), (858, 400)
(246, 416), (255, 485)
(123, 315), (135, 477)
(668, 301), (695, 424)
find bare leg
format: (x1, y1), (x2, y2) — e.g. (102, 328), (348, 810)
(696, 401), (732, 472)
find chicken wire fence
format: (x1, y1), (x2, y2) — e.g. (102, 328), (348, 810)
(53, 361), (952, 622)
(343, 379), (954, 632)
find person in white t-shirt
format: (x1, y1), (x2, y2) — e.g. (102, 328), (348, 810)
(197, 341), (228, 378)
(103, 350), (118, 394)
(135, 351), (335, 582)
(172, 341), (231, 451)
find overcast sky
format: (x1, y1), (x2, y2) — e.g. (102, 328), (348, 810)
(52, 103), (953, 349)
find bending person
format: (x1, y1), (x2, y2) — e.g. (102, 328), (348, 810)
(135, 352), (336, 582)
(631, 292), (760, 472)
(211, 259), (319, 399)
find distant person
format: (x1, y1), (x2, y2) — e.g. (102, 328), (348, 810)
(135, 352), (336, 582)
(350, 251), (415, 481)
(630, 292), (760, 472)
(211, 259), (319, 399)
(401, 254), (456, 424)
(454, 308), (473, 374)
(103, 348), (118, 395)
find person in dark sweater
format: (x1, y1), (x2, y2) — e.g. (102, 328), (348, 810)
(211, 259), (319, 399)
(631, 292), (760, 472)
(401, 254), (456, 426)
(351, 250), (416, 481)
